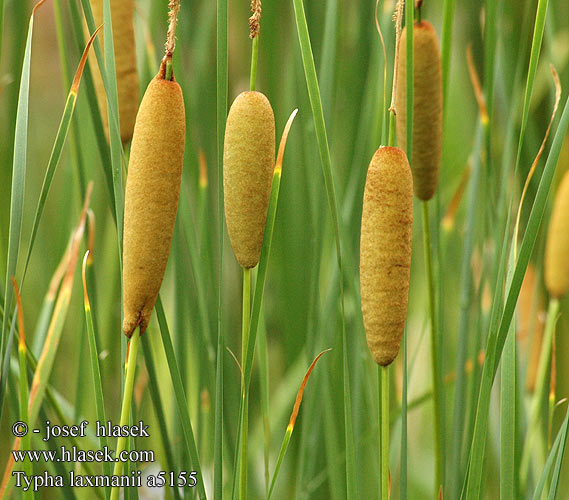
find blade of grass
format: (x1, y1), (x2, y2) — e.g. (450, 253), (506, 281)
(214, 0), (228, 495)
(1, 188), (91, 497)
(53, 0), (87, 205)
(101, 0), (124, 251)
(267, 349), (331, 499)
(27, 186), (91, 426)
(257, 299), (271, 495)
(532, 403), (568, 500)
(140, 336), (181, 500)
(30, 237), (69, 355)
(290, 2), (355, 495)
(242, 109), (298, 391)
(0, 0), (46, 421)
(500, 319), (516, 499)
(547, 402), (569, 500)
(79, 0), (124, 248)
(466, 90), (569, 499)
(12, 278), (33, 497)
(21, 26), (102, 284)
(514, 0), (550, 177)
(67, 0), (115, 207)
(155, 296), (207, 500)
(81, 252), (112, 497)
(109, 328), (140, 500)
(520, 298), (560, 490)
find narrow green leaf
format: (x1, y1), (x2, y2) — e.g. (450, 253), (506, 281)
(532, 406), (566, 500)
(514, 0), (549, 176)
(466, 91), (569, 500)
(547, 404), (569, 500)
(214, 0), (228, 496)
(21, 27), (101, 284)
(81, 253), (112, 497)
(140, 339), (181, 500)
(79, 0), (124, 250)
(155, 297), (207, 500)
(500, 325), (516, 499)
(290, 2), (355, 494)
(0, 0), (45, 419)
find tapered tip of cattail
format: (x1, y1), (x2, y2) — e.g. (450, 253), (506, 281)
(223, 91), (275, 269)
(545, 170), (569, 299)
(360, 146), (413, 366)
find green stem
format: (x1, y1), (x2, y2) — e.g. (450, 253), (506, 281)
(250, 36), (259, 91)
(520, 298), (560, 491)
(165, 59), (173, 81)
(422, 201), (443, 497)
(387, 111), (396, 147)
(239, 268), (251, 500)
(109, 328), (141, 500)
(381, 366), (390, 499)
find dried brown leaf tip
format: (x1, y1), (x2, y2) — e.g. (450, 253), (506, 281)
(165, 0), (181, 56)
(249, 0), (262, 39)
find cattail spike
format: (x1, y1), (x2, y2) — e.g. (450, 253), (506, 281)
(223, 91), (275, 269)
(545, 170), (569, 299)
(122, 58), (185, 337)
(395, 20), (442, 200)
(360, 147), (413, 366)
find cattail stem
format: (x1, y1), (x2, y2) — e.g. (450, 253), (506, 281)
(239, 268), (251, 500)
(422, 201), (443, 497)
(165, 58), (173, 81)
(110, 327), (141, 500)
(250, 36), (259, 91)
(520, 297), (560, 490)
(380, 365), (390, 499)
(387, 110), (396, 147)
(249, 0), (261, 91)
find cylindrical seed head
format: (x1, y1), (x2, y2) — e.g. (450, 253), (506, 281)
(89, 0), (139, 143)
(395, 20), (442, 201)
(122, 61), (185, 337)
(545, 170), (569, 299)
(360, 146), (413, 366)
(223, 91), (275, 269)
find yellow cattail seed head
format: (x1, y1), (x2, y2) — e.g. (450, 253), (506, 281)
(395, 20), (442, 201)
(89, 0), (139, 143)
(545, 170), (569, 299)
(223, 91), (275, 269)
(122, 60), (185, 337)
(360, 146), (413, 366)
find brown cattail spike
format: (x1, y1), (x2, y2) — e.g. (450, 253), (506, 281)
(122, 59), (185, 337)
(89, 0), (139, 143)
(223, 91), (275, 269)
(360, 147), (413, 366)
(545, 170), (569, 299)
(395, 20), (442, 201)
